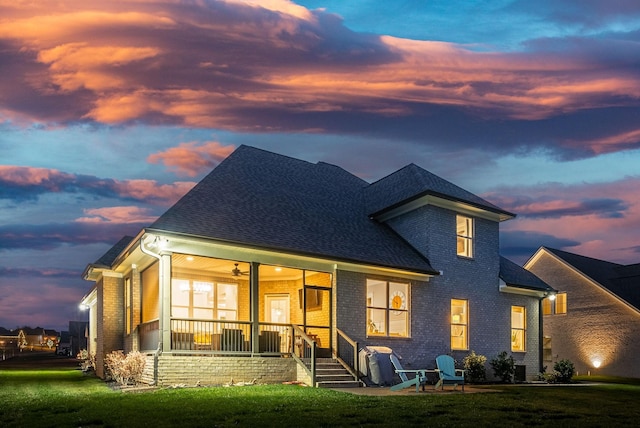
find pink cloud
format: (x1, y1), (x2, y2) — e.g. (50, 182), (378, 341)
(75, 206), (158, 224)
(0, 165), (195, 205)
(491, 177), (640, 264)
(0, 0), (638, 133)
(112, 179), (196, 205)
(147, 141), (236, 177)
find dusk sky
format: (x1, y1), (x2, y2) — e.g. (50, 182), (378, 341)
(1, 0), (639, 332)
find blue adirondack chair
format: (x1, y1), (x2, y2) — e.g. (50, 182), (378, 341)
(389, 354), (429, 392)
(435, 354), (465, 391)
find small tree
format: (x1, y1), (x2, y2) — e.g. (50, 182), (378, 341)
(490, 351), (515, 383)
(554, 359), (575, 383)
(463, 351), (487, 383)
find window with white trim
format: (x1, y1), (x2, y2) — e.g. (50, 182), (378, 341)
(366, 279), (409, 337)
(451, 299), (468, 350)
(456, 215), (474, 258)
(124, 277), (132, 335)
(171, 279), (238, 320)
(511, 306), (526, 352)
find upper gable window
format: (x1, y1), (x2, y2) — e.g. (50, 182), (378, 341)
(456, 215), (474, 258)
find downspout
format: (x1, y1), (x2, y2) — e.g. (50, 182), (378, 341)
(538, 291), (555, 374)
(538, 296), (544, 374)
(139, 234), (162, 387)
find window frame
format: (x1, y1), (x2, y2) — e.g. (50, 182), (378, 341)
(456, 215), (474, 258)
(542, 292), (567, 315)
(124, 276), (132, 335)
(450, 299), (469, 350)
(511, 306), (526, 352)
(366, 279), (410, 338)
(171, 279), (238, 320)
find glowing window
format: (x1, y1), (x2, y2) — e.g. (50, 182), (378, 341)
(366, 279), (409, 338)
(511, 306), (526, 352)
(456, 215), (474, 258)
(451, 299), (468, 350)
(555, 293), (567, 314)
(542, 292), (567, 315)
(124, 277), (132, 335)
(171, 279), (237, 320)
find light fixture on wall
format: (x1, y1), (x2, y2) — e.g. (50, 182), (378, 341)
(592, 359), (602, 369)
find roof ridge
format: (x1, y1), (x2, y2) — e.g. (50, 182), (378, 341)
(543, 246), (624, 268)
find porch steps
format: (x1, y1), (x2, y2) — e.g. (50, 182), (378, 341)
(314, 358), (361, 388)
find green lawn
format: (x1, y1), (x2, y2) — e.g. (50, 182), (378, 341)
(2, 354), (640, 427)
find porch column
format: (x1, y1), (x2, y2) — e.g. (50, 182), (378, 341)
(250, 261), (260, 354)
(159, 252), (172, 354)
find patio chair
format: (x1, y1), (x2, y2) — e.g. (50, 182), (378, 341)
(389, 354), (429, 392)
(435, 354), (465, 391)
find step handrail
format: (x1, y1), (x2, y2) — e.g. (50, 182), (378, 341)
(336, 328), (359, 382)
(292, 325), (317, 386)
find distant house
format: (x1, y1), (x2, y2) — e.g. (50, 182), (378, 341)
(68, 321), (88, 356)
(0, 328), (25, 359)
(22, 327), (45, 349)
(81, 145), (553, 386)
(525, 247), (640, 378)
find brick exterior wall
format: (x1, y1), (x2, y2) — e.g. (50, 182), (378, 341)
(335, 205), (542, 380)
(145, 355), (297, 386)
(528, 251), (640, 378)
(95, 273), (124, 378)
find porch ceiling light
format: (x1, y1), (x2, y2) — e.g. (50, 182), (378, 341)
(547, 292), (557, 301)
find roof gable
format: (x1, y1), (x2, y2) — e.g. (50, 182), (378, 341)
(365, 163), (514, 220)
(149, 145), (437, 274)
(534, 247), (640, 310)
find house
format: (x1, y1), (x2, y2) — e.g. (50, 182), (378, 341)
(81, 145), (553, 386)
(22, 327), (45, 350)
(68, 321), (89, 357)
(0, 328), (25, 360)
(525, 247), (640, 378)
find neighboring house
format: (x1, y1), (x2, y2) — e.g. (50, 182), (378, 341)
(525, 247), (640, 378)
(22, 327), (45, 349)
(57, 331), (71, 356)
(43, 329), (59, 350)
(81, 145), (553, 386)
(68, 321), (89, 357)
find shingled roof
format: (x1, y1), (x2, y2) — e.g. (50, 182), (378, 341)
(499, 256), (553, 292)
(92, 235), (135, 268)
(365, 163), (515, 219)
(544, 247), (640, 309)
(149, 145), (439, 274)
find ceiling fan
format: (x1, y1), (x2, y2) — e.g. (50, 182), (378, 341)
(231, 263), (249, 277)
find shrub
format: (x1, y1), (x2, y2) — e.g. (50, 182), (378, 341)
(463, 351), (487, 383)
(105, 350), (146, 385)
(77, 349), (95, 373)
(490, 351), (515, 383)
(554, 359), (575, 383)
